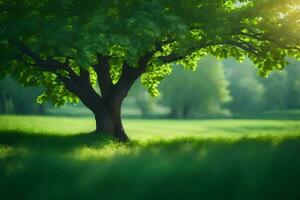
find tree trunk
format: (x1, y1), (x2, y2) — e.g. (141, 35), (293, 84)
(37, 104), (45, 115)
(93, 96), (129, 142)
(169, 107), (179, 118)
(0, 97), (4, 113)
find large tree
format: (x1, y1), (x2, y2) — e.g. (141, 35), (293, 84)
(0, 0), (299, 141)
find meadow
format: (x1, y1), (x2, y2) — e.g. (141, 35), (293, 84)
(1, 115), (300, 200)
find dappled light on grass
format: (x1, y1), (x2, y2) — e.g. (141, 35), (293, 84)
(0, 145), (28, 160)
(71, 143), (131, 160)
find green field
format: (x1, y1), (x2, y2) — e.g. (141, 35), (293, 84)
(1, 115), (300, 200)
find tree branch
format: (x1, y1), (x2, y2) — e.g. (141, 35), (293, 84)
(10, 40), (80, 80)
(237, 31), (300, 52)
(225, 40), (259, 55)
(158, 43), (208, 64)
(93, 54), (113, 98)
(111, 42), (166, 101)
(158, 54), (186, 63)
(55, 68), (102, 112)
(10, 40), (103, 112)
(158, 39), (261, 64)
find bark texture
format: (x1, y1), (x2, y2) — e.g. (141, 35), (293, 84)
(94, 106), (128, 142)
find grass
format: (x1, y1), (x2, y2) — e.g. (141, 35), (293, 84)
(1, 115), (300, 200)
(1, 115), (300, 139)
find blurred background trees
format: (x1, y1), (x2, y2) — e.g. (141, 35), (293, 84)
(1, 56), (300, 118)
(159, 56), (231, 118)
(127, 81), (157, 118)
(0, 77), (44, 114)
(224, 57), (300, 115)
(224, 58), (266, 113)
(260, 59), (300, 111)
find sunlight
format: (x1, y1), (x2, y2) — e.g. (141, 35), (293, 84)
(71, 144), (130, 160)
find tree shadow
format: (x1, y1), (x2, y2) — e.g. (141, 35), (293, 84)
(0, 130), (114, 152)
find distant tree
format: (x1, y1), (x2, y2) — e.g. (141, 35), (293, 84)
(0, 77), (44, 114)
(224, 58), (300, 113)
(1, 0), (299, 141)
(0, 79), (11, 113)
(261, 59), (300, 110)
(260, 70), (288, 111)
(285, 60), (300, 109)
(128, 81), (156, 118)
(160, 56), (231, 118)
(224, 58), (265, 113)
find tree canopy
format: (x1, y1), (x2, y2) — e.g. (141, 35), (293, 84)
(1, 0), (299, 107)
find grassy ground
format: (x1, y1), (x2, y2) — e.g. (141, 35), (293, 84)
(1, 115), (300, 200)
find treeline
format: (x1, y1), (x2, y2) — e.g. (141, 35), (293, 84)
(0, 77), (44, 114)
(1, 56), (299, 117)
(127, 56), (300, 118)
(225, 58), (300, 114)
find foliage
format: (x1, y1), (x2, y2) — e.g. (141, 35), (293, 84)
(0, 0), (299, 106)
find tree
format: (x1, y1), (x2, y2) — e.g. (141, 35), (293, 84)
(224, 58), (266, 113)
(284, 59), (300, 109)
(128, 80), (157, 118)
(160, 56), (231, 118)
(0, 77), (44, 114)
(1, 0), (299, 141)
(262, 59), (300, 110)
(260, 69), (288, 111)
(224, 58), (300, 113)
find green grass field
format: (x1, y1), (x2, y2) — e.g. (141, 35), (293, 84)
(1, 115), (300, 200)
